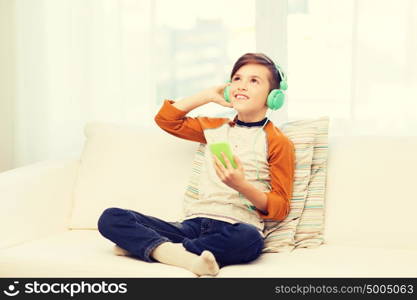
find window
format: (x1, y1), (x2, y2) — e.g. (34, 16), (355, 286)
(287, 0), (417, 136)
(152, 0), (256, 117)
(287, 0), (354, 120)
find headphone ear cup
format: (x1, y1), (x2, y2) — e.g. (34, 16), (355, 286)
(280, 80), (288, 91)
(224, 85), (230, 103)
(267, 89), (285, 110)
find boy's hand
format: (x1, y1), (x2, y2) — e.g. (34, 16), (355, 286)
(197, 83), (233, 108)
(212, 152), (247, 191)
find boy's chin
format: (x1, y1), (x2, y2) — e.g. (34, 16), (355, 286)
(231, 106), (246, 114)
(232, 101), (249, 110)
(232, 104), (268, 119)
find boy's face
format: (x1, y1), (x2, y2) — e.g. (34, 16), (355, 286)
(230, 63), (271, 120)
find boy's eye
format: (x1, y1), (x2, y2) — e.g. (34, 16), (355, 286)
(232, 77), (258, 83)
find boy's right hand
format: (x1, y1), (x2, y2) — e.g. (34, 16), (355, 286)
(197, 83), (233, 108)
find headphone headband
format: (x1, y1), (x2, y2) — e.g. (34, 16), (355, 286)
(259, 54), (286, 85)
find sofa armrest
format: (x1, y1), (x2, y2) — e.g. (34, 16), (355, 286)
(0, 158), (80, 249)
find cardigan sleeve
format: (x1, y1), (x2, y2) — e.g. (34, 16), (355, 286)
(258, 135), (295, 221)
(154, 99), (230, 144)
(154, 99), (207, 143)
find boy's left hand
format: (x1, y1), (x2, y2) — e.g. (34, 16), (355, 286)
(212, 152), (247, 191)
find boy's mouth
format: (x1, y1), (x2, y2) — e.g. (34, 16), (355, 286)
(234, 93), (249, 100)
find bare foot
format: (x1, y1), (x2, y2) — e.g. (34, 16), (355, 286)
(190, 250), (219, 277)
(113, 244), (131, 256)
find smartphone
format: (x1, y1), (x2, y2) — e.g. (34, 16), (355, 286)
(209, 142), (237, 169)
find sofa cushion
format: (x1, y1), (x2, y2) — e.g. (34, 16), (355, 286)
(217, 244), (417, 277)
(0, 230), (196, 277)
(324, 136), (417, 249)
(69, 122), (196, 229)
(2, 230), (415, 277)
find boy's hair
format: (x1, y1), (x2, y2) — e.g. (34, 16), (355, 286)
(230, 53), (282, 92)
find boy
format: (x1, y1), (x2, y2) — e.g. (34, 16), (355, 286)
(97, 53), (295, 276)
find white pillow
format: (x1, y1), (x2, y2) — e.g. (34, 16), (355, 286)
(69, 122), (196, 229)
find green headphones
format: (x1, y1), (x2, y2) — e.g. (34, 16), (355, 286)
(223, 63), (288, 111)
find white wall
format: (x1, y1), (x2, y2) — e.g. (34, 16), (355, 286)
(0, 0), (15, 172)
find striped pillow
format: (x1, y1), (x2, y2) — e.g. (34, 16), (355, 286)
(261, 124), (316, 253)
(293, 116), (330, 249)
(183, 143), (206, 210)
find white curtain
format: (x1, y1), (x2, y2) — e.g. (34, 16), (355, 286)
(287, 0), (417, 137)
(351, 0), (417, 136)
(12, 0), (154, 168)
(7, 0), (416, 171)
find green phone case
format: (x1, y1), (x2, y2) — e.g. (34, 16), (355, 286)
(209, 142), (237, 169)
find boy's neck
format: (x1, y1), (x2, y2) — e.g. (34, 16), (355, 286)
(236, 111), (267, 123)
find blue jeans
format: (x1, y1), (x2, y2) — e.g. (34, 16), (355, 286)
(97, 207), (264, 268)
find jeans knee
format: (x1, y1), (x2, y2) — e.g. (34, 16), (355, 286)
(218, 223), (262, 251)
(231, 224), (263, 259)
(231, 224), (262, 245)
(215, 223), (263, 266)
(244, 236), (264, 262)
(97, 207), (125, 236)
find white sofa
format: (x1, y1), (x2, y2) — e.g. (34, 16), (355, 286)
(1, 121), (417, 278)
